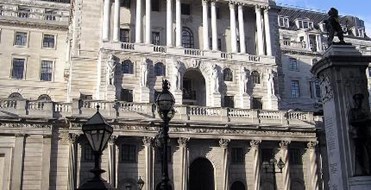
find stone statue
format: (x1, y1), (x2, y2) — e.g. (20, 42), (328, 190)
(241, 67), (249, 94)
(267, 69), (275, 96)
(211, 64), (219, 93)
(174, 62), (181, 90)
(349, 93), (371, 176)
(107, 54), (116, 85)
(324, 7), (347, 46)
(141, 61), (148, 87)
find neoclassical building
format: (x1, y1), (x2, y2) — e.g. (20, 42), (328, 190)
(1, 0), (364, 190)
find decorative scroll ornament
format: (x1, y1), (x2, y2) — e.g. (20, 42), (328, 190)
(319, 75), (333, 103)
(142, 136), (154, 146)
(177, 137), (190, 147)
(250, 139), (261, 148)
(219, 139), (230, 149)
(307, 141), (318, 149)
(279, 140), (291, 149)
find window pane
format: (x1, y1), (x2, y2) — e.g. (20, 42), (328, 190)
(122, 60), (133, 74)
(120, 29), (130, 42)
(289, 58), (298, 71)
(152, 32), (160, 45)
(121, 0), (131, 8)
(12, 58), (25, 79)
(40, 60), (53, 81)
(121, 89), (133, 102)
(223, 96), (234, 108)
(181, 3), (190, 15)
(231, 148), (244, 164)
(15, 32), (27, 46)
(43, 34), (55, 48)
(121, 144), (137, 163)
(291, 80), (300, 98)
(151, 0), (160, 11)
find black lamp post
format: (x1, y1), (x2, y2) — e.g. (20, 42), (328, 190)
(262, 158), (285, 190)
(78, 106), (115, 190)
(137, 176), (145, 190)
(156, 79), (175, 190)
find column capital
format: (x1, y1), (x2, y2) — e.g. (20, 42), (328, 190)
(59, 132), (80, 144)
(279, 140), (291, 149)
(219, 139), (230, 149)
(202, 0), (209, 4)
(109, 135), (119, 145)
(307, 141), (318, 149)
(250, 139), (261, 148)
(228, 1), (236, 5)
(237, 2), (245, 7)
(264, 7), (271, 13)
(178, 137), (190, 147)
(142, 136), (154, 146)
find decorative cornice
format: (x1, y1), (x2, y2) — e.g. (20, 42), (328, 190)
(0, 123), (52, 129)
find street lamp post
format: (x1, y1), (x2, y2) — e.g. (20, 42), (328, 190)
(78, 106), (115, 190)
(262, 158), (285, 190)
(137, 176), (145, 190)
(156, 79), (175, 190)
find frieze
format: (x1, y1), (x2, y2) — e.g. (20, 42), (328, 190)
(0, 123), (52, 129)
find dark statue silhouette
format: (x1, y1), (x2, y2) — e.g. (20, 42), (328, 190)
(349, 93), (371, 176)
(324, 8), (349, 46)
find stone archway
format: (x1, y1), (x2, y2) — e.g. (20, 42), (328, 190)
(189, 157), (214, 190)
(182, 69), (206, 106)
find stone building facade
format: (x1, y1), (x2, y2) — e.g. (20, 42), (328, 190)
(3, 0), (371, 190)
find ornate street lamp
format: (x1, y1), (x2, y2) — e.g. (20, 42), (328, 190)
(137, 176), (145, 190)
(78, 106), (115, 190)
(156, 79), (175, 190)
(262, 158), (285, 190)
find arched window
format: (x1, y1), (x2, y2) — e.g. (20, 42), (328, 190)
(182, 27), (194, 48)
(251, 71), (260, 84)
(38, 94), (51, 101)
(223, 68), (233, 81)
(230, 181), (245, 190)
(154, 62), (166, 76)
(8, 92), (23, 99)
(122, 60), (134, 74)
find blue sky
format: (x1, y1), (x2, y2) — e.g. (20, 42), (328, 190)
(275, 0), (371, 35)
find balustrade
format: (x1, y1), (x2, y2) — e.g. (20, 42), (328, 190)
(0, 6), (69, 23)
(0, 99), (315, 126)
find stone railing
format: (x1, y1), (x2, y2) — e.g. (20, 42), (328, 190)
(0, 99), (315, 127)
(102, 42), (276, 64)
(0, 7), (69, 24)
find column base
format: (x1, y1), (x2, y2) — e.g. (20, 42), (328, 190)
(262, 95), (278, 110)
(212, 93), (221, 107)
(236, 94), (251, 109)
(173, 90), (183, 105)
(106, 85), (116, 101)
(139, 87), (150, 103)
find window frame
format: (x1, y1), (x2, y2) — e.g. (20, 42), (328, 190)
(122, 60), (134, 74)
(181, 3), (191, 15)
(151, 0), (160, 11)
(14, 31), (28, 47)
(42, 34), (56, 49)
(291, 80), (300, 98)
(10, 57), (26, 80)
(121, 88), (134, 102)
(288, 58), (299, 71)
(231, 147), (244, 164)
(40, 60), (54, 81)
(278, 16), (289, 28)
(223, 95), (235, 108)
(121, 144), (137, 163)
(120, 0), (131, 8)
(154, 62), (166, 76)
(152, 31), (160, 45)
(251, 71), (260, 84)
(120, 28), (130, 43)
(289, 148), (303, 165)
(223, 68), (233, 81)
(181, 27), (194, 48)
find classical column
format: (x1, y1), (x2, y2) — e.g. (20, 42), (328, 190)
(238, 4), (246, 53)
(102, 0), (111, 41)
(255, 6), (264, 55)
(250, 139), (261, 190)
(263, 8), (272, 56)
(11, 134), (27, 189)
(135, 0), (142, 43)
(229, 2), (237, 53)
(202, 0), (209, 50)
(308, 141), (319, 190)
(178, 137), (190, 190)
(175, 0), (182, 47)
(219, 139), (230, 190)
(113, 0), (120, 42)
(143, 137), (154, 190)
(279, 141), (291, 190)
(41, 135), (52, 190)
(145, 0), (151, 44)
(166, 0), (173, 46)
(108, 136), (118, 187)
(316, 35), (322, 52)
(211, 1), (218, 51)
(67, 133), (78, 190)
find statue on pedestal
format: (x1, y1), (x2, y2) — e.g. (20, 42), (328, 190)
(324, 7), (348, 46)
(349, 93), (371, 176)
(141, 61), (148, 88)
(107, 54), (116, 85)
(240, 67), (249, 94)
(211, 64), (219, 93)
(267, 69), (275, 96)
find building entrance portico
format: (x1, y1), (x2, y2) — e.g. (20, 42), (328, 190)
(189, 157), (215, 190)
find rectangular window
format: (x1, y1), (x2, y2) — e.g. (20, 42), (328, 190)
(121, 89), (133, 102)
(252, 98), (262, 109)
(151, 0), (160, 11)
(14, 32), (27, 46)
(43, 34), (55, 48)
(40, 60), (53, 81)
(121, 144), (137, 163)
(278, 16), (289, 28)
(231, 147), (244, 164)
(181, 3), (190, 15)
(80, 93), (93, 100)
(152, 31), (160, 45)
(291, 80), (300, 98)
(297, 20), (313, 29)
(120, 29), (130, 42)
(315, 81), (321, 98)
(121, 0), (131, 8)
(288, 58), (298, 71)
(218, 38), (222, 51)
(156, 146), (172, 163)
(289, 148), (303, 165)
(223, 96), (234, 108)
(261, 148), (273, 162)
(11, 58), (25, 79)
(82, 144), (94, 162)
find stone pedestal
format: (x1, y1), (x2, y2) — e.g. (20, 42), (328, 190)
(236, 94), (251, 109)
(106, 85), (116, 101)
(139, 87), (150, 103)
(311, 45), (371, 190)
(212, 93), (221, 107)
(173, 90), (183, 105)
(262, 95), (278, 110)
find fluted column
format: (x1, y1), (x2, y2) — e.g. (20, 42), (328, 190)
(67, 134), (78, 190)
(238, 4), (246, 53)
(135, 0), (143, 43)
(263, 8), (272, 56)
(255, 6), (264, 55)
(229, 2), (237, 53)
(220, 139), (230, 190)
(211, 1), (218, 51)
(175, 0), (182, 47)
(143, 137), (154, 190)
(280, 140), (291, 190)
(178, 137), (190, 190)
(308, 141), (319, 190)
(113, 0), (120, 42)
(166, 0), (173, 46)
(102, 0), (111, 41)
(202, 0), (209, 50)
(250, 139), (261, 190)
(108, 135), (118, 187)
(145, 0), (151, 44)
